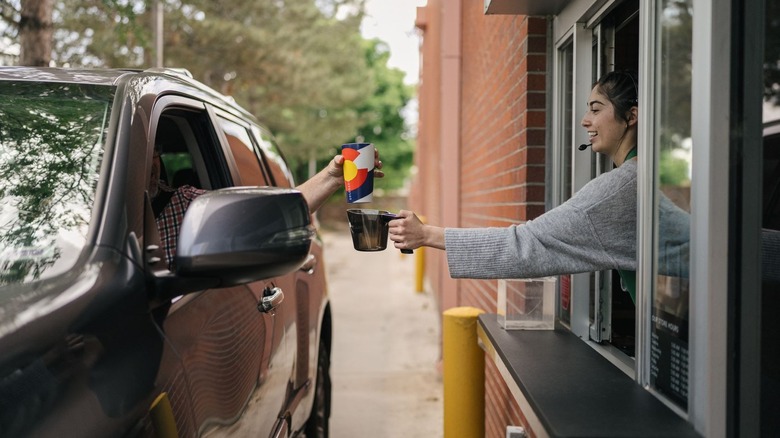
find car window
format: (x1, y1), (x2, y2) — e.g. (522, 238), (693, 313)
(0, 82), (112, 286)
(152, 103), (232, 271)
(251, 125), (295, 188)
(217, 115), (271, 186)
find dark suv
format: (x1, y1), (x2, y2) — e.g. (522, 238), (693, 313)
(0, 67), (332, 437)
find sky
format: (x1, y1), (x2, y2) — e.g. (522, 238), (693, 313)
(361, 0), (426, 85)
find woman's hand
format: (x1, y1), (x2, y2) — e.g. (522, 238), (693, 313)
(388, 210), (446, 250)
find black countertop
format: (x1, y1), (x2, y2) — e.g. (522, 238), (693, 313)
(478, 314), (701, 438)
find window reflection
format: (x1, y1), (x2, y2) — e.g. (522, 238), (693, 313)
(651, 0), (693, 410)
(0, 83), (110, 286)
(251, 125), (295, 188)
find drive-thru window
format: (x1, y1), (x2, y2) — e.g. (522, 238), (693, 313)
(520, 0), (772, 434)
(416, 0), (778, 435)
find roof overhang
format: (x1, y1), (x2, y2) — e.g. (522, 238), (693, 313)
(484, 0), (570, 16)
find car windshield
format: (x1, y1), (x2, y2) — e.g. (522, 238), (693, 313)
(0, 82), (113, 286)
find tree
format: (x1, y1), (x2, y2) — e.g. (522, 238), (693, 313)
(351, 38), (414, 191)
(288, 37), (415, 192)
(51, 0), (149, 67)
(0, 0), (54, 66)
(5, 1), (415, 192)
(54, 0), (374, 173)
(658, 0), (692, 186)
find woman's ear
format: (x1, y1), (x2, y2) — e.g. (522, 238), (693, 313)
(627, 106), (638, 127)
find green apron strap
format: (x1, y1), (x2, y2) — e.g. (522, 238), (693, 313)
(617, 269), (637, 304)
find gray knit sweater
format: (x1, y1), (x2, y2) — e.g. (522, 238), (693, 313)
(445, 160), (691, 279)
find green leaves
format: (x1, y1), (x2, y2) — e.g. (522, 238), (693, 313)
(353, 38), (414, 191)
(18, 0), (413, 191)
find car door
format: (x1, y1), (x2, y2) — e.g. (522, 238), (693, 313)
(251, 125), (329, 430)
(207, 112), (298, 436)
(145, 96), (282, 437)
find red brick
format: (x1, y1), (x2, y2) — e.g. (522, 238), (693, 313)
(527, 54), (547, 72)
(528, 35), (547, 53)
(528, 16), (548, 35)
(526, 110), (546, 128)
(416, 2), (551, 430)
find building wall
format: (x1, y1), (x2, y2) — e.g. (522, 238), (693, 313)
(485, 358), (527, 438)
(413, 0), (447, 315)
(414, 2), (548, 435)
(459, 6), (548, 314)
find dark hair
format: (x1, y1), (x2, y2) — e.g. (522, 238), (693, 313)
(595, 70), (638, 124)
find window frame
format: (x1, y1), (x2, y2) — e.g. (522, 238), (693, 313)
(548, 0), (762, 434)
(214, 110), (273, 187)
(553, 1), (640, 378)
(554, 0), (700, 414)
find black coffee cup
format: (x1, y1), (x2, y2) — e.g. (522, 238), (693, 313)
(346, 209), (413, 254)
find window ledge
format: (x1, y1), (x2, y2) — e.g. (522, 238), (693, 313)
(477, 314), (701, 437)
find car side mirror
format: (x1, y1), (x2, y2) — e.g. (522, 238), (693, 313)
(154, 187), (313, 298)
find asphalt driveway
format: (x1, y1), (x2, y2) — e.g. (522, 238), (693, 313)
(321, 227), (443, 437)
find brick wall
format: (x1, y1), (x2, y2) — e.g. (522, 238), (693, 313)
(459, 6), (548, 314)
(458, 7), (548, 434)
(414, 2), (548, 436)
(485, 358), (532, 438)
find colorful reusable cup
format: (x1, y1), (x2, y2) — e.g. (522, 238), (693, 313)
(341, 143), (375, 203)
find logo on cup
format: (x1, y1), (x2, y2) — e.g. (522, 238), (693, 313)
(341, 143), (375, 203)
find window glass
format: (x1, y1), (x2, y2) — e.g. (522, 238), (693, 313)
(251, 125), (295, 188)
(558, 41), (574, 327)
(160, 153), (195, 187)
(650, 0), (693, 411)
(0, 83), (111, 286)
(218, 116), (269, 186)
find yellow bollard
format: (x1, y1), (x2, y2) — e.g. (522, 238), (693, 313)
(414, 216), (427, 293)
(149, 392), (179, 438)
(443, 306), (485, 438)
(415, 246), (426, 293)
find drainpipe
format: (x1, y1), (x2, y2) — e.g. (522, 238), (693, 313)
(440, 0), (462, 310)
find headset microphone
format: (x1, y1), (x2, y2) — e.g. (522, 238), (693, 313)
(578, 143), (592, 151)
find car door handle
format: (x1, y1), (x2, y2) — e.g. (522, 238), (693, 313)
(258, 286), (284, 313)
(299, 254), (316, 274)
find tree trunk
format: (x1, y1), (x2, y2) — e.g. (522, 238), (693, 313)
(19, 0), (54, 66)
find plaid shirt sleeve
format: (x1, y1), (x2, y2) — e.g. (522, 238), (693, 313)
(156, 185), (208, 270)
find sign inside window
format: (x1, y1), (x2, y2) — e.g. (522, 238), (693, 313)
(650, 285), (689, 409)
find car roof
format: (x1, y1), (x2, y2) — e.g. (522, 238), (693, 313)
(0, 66), (253, 119)
(0, 66), (205, 84)
(0, 66), (143, 85)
